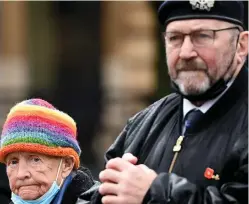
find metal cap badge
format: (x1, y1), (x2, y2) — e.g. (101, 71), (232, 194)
(189, 0), (215, 11)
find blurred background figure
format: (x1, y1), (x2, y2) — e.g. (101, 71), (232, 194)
(0, 1), (247, 187)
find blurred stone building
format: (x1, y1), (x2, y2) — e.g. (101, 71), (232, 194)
(0, 1), (159, 177)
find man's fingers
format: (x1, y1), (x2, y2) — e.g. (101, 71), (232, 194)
(102, 195), (125, 204)
(137, 164), (150, 172)
(99, 169), (120, 183)
(99, 182), (118, 196)
(122, 153), (138, 165)
(106, 157), (135, 171)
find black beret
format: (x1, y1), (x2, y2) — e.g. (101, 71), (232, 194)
(158, 1), (245, 29)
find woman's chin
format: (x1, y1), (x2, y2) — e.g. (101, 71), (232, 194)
(19, 193), (40, 200)
(18, 187), (41, 200)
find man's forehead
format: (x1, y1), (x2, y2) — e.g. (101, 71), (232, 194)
(166, 19), (232, 32)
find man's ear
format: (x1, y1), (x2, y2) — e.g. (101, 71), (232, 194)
(61, 156), (75, 179)
(237, 31), (249, 64)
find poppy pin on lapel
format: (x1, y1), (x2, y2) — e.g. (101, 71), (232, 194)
(204, 168), (220, 180)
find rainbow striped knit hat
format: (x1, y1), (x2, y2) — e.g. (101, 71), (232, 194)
(0, 98), (81, 169)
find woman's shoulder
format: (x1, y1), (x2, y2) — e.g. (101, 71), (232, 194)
(59, 167), (100, 204)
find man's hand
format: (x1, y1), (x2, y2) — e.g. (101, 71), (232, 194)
(121, 153), (138, 165)
(99, 157), (157, 204)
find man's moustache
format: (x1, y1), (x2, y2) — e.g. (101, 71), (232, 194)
(176, 62), (206, 71)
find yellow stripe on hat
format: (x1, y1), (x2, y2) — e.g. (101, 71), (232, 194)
(6, 105), (77, 135)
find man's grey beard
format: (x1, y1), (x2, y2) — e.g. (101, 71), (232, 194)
(173, 71), (211, 95)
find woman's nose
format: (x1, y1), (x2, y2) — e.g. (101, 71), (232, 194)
(16, 160), (31, 180)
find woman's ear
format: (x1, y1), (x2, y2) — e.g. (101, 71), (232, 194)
(61, 156), (75, 179)
(237, 31), (249, 64)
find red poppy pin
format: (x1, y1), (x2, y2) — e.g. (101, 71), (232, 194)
(204, 168), (220, 180)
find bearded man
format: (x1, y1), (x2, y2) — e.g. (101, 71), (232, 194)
(78, 1), (248, 204)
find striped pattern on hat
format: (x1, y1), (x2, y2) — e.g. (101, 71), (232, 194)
(0, 98), (81, 169)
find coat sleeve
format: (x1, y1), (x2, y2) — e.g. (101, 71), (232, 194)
(76, 182), (102, 204)
(76, 123), (131, 204)
(76, 107), (146, 204)
(143, 139), (248, 204)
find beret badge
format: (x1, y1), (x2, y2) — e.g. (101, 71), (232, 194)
(189, 0), (215, 11)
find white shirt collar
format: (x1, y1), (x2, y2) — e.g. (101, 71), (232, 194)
(183, 79), (234, 119)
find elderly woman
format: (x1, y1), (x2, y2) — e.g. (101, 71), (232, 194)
(0, 98), (99, 204)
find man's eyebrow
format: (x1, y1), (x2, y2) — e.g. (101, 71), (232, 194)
(165, 28), (183, 33)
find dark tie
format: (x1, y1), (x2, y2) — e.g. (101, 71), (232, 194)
(184, 109), (203, 135)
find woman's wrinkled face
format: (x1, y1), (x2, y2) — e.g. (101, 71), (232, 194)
(6, 152), (62, 200)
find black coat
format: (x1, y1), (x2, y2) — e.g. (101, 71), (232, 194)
(57, 167), (98, 204)
(0, 163), (11, 204)
(79, 66), (248, 204)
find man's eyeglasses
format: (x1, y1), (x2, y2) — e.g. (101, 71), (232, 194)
(164, 27), (240, 48)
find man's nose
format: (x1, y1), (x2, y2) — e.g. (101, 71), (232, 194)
(16, 160), (31, 180)
(179, 36), (198, 60)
